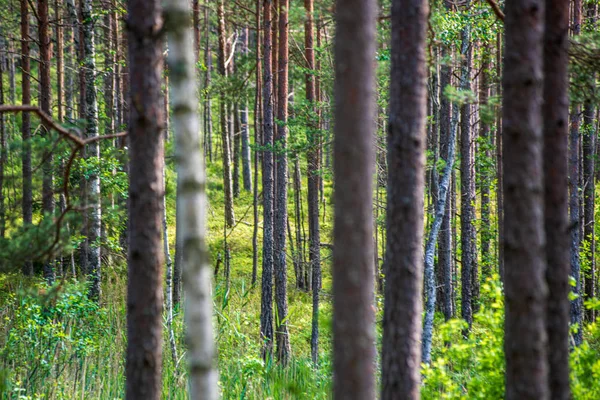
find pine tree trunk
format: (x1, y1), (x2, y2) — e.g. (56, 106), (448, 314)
(570, 0), (584, 347)
(274, 0), (291, 365)
(252, 2), (261, 286)
(438, 41), (453, 321)
(260, 0), (275, 360)
(125, 0), (165, 397)
(496, 31), (504, 280)
(241, 27), (253, 193)
(332, 0), (377, 397)
(381, 1), (428, 397)
(543, 0), (571, 397)
(39, 0), (56, 284)
(233, 100), (241, 198)
(460, 21), (476, 331)
(478, 47), (492, 276)
(217, 0), (235, 227)
(503, 1), (549, 398)
(82, 0), (102, 300)
(203, 2), (213, 163)
(583, 101), (595, 322)
(0, 47), (5, 239)
(21, 0), (33, 276)
(304, 0), (321, 365)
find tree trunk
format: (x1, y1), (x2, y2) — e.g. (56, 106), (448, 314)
(460, 21), (476, 331)
(496, 31), (504, 280)
(421, 31), (469, 365)
(438, 41), (453, 321)
(162, 134), (177, 367)
(260, 0), (275, 360)
(274, 0), (291, 365)
(252, 1), (261, 286)
(0, 46), (4, 239)
(569, 0), (584, 347)
(217, 0), (235, 227)
(332, 0), (377, 397)
(583, 101), (595, 322)
(21, 0), (33, 276)
(233, 99), (241, 198)
(241, 28), (253, 193)
(543, 0), (571, 397)
(165, 0), (218, 396)
(39, 0), (56, 283)
(478, 47), (492, 276)
(203, 2), (213, 162)
(503, 1), (549, 398)
(82, 0), (102, 300)
(125, 0), (165, 397)
(305, 0), (321, 365)
(381, 0), (428, 397)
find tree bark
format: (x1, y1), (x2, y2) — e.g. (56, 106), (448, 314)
(125, 0), (165, 397)
(438, 41), (453, 321)
(496, 31), (504, 280)
(82, 0), (102, 300)
(39, 0), (56, 283)
(381, 0), (428, 397)
(569, 0), (584, 347)
(252, 1), (261, 286)
(543, 0), (571, 397)
(241, 28), (253, 193)
(460, 21), (476, 331)
(203, 1), (213, 162)
(332, 0), (377, 397)
(479, 47), (492, 276)
(503, 1), (549, 398)
(217, 0), (235, 227)
(0, 43), (4, 239)
(260, 0), (275, 360)
(304, 0), (321, 365)
(274, 0), (291, 365)
(164, 0), (218, 396)
(21, 0), (33, 276)
(583, 101), (595, 322)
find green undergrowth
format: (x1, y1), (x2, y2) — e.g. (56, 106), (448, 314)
(1, 162), (599, 399)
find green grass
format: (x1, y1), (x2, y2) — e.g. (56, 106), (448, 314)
(1, 156), (600, 399)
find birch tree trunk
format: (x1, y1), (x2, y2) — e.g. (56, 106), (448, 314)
(164, 2), (217, 397)
(421, 29), (469, 365)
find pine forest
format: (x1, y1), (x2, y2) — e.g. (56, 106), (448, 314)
(0, 0), (599, 398)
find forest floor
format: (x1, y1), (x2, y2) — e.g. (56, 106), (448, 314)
(0, 160), (599, 399)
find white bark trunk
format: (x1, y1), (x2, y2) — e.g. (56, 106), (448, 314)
(164, 1), (218, 398)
